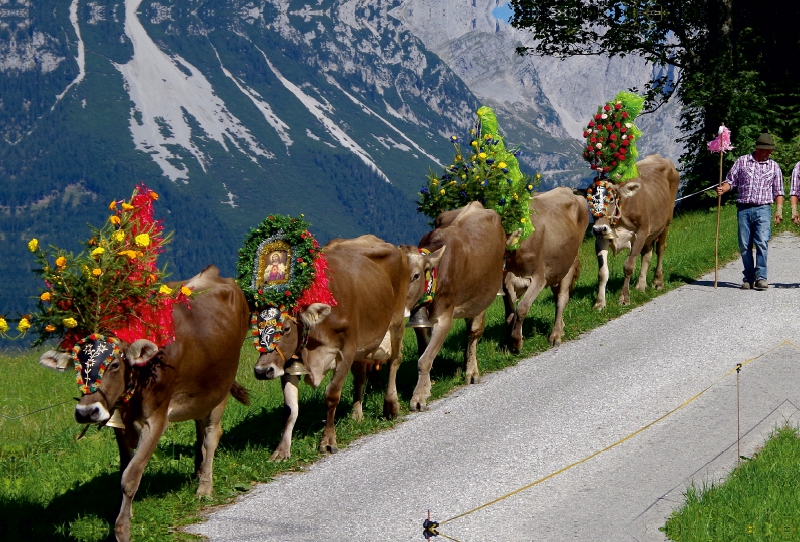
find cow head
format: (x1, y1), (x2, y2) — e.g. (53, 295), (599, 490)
(40, 336), (158, 424)
(401, 246), (446, 316)
(589, 180), (641, 239)
(253, 308), (321, 382)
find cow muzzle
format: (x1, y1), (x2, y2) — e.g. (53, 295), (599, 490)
(592, 224), (618, 240)
(75, 401), (110, 424)
(254, 362), (280, 380)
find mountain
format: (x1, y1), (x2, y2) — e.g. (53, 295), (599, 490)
(0, 0), (680, 317)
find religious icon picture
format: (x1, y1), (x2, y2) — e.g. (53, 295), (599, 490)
(254, 240), (292, 288)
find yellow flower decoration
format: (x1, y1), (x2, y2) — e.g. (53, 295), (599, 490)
(17, 318), (31, 333)
(180, 286), (192, 296)
(0, 318), (8, 333)
(113, 230), (125, 242)
(439, 189), (445, 195)
(470, 141), (477, 147)
(461, 174), (466, 179)
(45, 324), (56, 332)
(28, 239), (39, 252)
(431, 179), (438, 186)
(109, 200), (117, 211)
(63, 317), (78, 328)
(527, 184), (533, 190)
(109, 216), (121, 225)
(119, 250), (138, 260)
(536, 173), (542, 179)
(92, 268), (102, 277)
(478, 152), (487, 160)
(121, 203), (134, 211)
(55, 256), (67, 268)
(40, 292), (51, 302)
(484, 133), (492, 140)
(150, 191), (159, 201)
(135, 234), (150, 248)
(521, 218), (527, 223)
(159, 285), (173, 295)
(498, 162), (507, 169)
(449, 181), (456, 186)
(91, 247), (105, 258)
(456, 155), (462, 161)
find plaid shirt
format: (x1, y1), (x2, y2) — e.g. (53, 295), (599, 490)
(790, 162), (800, 197)
(725, 154), (784, 205)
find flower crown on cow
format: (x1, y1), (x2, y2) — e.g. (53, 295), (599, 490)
(235, 214), (336, 353)
(26, 184), (192, 352)
(582, 91), (644, 183)
(417, 106), (540, 250)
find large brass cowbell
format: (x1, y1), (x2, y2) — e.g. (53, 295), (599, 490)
(406, 306), (432, 328)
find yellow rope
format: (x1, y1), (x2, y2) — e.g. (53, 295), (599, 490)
(440, 340), (794, 526)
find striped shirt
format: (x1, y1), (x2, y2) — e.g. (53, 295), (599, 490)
(725, 154), (783, 205)
(790, 162), (800, 197)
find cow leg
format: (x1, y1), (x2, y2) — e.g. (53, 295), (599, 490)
(502, 271), (520, 329)
(270, 374), (300, 461)
(115, 412), (168, 542)
(195, 397), (228, 497)
(383, 322), (404, 419)
(351, 361), (367, 422)
(114, 427), (135, 478)
(410, 313), (454, 411)
(550, 257), (579, 346)
(653, 223), (670, 290)
(620, 236), (648, 306)
(635, 242), (654, 291)
(414, 326), (431, 359)
(464, 311), (487, 384)
(594, 237), (610, 310)
(507, 274), (545, 354)
(320, 349), (354, 454)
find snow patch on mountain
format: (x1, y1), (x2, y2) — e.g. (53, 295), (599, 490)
(52, 0), (85, 107)
(251, 42), (393, 183)
(115, 0), (272, 182)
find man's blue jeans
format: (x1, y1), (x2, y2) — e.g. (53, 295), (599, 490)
(737, 204), (771, 283)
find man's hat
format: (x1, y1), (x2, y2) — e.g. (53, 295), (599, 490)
(754, 132), (776, 150)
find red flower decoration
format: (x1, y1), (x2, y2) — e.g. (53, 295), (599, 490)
(615, 103), (622, 110)
(622, 112), (629, 118)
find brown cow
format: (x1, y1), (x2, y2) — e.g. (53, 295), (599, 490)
(401, 201), (508, 412)
(503, 187), (588, 352)
(38, 266), (250, 542)
(253, 235), (442, 458)
(589, 154), (680, 309)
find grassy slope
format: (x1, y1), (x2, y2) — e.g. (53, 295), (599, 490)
(0, 204), (764, 541)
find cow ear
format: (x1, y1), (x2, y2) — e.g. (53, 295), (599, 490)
(618, 182), (641, 198)
(125, 339), (159, 366)
(300, 303), (331, 329)
(573, 188), (588, 197)
(425, 246), (446, 269)
(39, 350), (72, 372)
(506, 228), (523, 248)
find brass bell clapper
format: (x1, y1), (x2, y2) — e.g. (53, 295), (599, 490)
(406, 306), (432, 328)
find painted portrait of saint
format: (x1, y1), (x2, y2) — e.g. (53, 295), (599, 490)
(253, 239), (292, 289)
(265, 251), (287, 283)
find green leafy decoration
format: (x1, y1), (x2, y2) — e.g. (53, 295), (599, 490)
(417, 106), (539, 248)
(582, 91), (644, 182)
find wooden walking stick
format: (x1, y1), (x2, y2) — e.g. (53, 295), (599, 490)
(708, 124), (733, 288)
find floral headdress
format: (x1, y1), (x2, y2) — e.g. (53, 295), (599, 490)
(27, 184), (191, 351)
(582, 91), (644, 182)
(236, 214), (336, 354)
(417, 106), (539, 250)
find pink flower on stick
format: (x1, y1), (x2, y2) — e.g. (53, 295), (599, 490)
(707, 125), (734, 153)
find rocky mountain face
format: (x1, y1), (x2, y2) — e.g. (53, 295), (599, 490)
(0, 0), (680, 314)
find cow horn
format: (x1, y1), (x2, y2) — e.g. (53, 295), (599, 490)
(406, 306), (432, 328)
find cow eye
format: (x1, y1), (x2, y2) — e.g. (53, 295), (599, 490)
(412, 273), (420, 282)
(109, 360), (120, 370)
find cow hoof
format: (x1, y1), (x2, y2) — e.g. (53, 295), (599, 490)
(269, 448), (291, 461)
(351, 408), (364, 422)
(593, 301), (606, 311)
(465, 372), (480, 385)
(196, 483), (212, 497)
(320, 443), (338, 454)
(618, 297), (630, 306)
(410, 397), (428, 412)
(549, 338), (562, 347)
(383, 400), (400, 419)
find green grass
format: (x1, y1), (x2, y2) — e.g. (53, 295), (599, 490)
(0, 204), (774, 541)
(662, 426), (800, 541)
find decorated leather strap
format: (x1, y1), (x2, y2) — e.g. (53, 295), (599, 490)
(417, 248), (437, 306)
(72, 333), (136, 403)
(585, 179), (621, 225)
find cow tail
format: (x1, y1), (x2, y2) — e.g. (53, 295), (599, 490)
(569, 256), (581, 294)
(230, 381), (251, 405)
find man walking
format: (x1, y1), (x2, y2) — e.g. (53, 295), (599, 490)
(790, 146), (800, 225)
(716, 132), (784, 290)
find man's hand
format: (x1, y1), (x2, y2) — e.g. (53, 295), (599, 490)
(716, 182), (730, 196)
(792, 203), (799, 225)
(775, 201), (784, 224)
